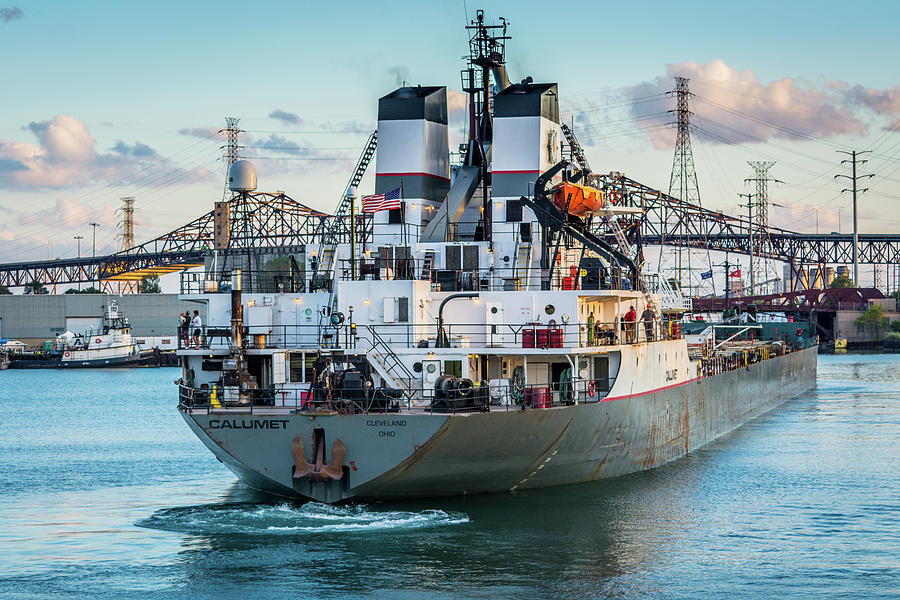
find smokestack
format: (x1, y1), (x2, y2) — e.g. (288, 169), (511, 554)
(491, 82), (560, 236)
(375, 86), (450, 241)
(230, 269), (243, 349)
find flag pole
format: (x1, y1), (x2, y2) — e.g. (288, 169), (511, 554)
(400, 179), (406, 247)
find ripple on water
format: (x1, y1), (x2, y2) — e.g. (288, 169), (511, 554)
(136, 501), (470, 535)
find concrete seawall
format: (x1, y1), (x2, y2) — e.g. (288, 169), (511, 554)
(0, 294), (205, 342)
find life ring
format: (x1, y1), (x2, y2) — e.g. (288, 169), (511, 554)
(588, 380), (596, 397)
(95, 338), (102, 344)
(64, 351), (70, 357)
(607, 190), (618, 205)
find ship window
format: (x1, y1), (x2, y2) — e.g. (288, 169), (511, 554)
(446, 246), (461, 270)
(288, 352), (317, 383)
(444, 360), (462, 378)
(506, 199), (523, 222)
(289, 352), (304, 382)
(388, 208), (403, 224)
(304, 354), (316, 382)
(462, 246), (479, 271)
(545, 304), (555, 315)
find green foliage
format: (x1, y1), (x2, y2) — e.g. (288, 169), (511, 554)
(855, 304), (889, 340)
(23, 282), (48, 294)
(64, 287), (101, 294)
(0, 285), (11, 295)
(891, 290), (900, 300)
(891, 320), (900, 333)
(263, 256), (293, 274)
(885, 332), (900, 341)
(139, 275), (161, 294)
(830, 274), (854, 288)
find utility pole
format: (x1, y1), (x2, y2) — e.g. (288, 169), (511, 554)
(738, 193), (754, 295)
(74, 235), (83, 290)
(745, 162), (782, 294)
(89, 222), (100, 290)
(835, 150), (873, 286)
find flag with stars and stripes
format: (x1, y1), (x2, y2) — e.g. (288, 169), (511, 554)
(361, 187), (401, 213)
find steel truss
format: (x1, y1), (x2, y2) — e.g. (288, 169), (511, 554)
(3, 172), (900, 290)
(0, 191), (334, 288)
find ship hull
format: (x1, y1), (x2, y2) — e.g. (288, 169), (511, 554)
(9, 350), (159, 369)
(181, 345), (817, 503)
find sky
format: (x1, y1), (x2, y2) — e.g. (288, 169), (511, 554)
(1, 0), (899, 286)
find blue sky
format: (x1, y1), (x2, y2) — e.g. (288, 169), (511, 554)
(1, 0), (899, 271)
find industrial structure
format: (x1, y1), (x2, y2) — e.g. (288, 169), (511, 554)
(0, 44), (897, 305)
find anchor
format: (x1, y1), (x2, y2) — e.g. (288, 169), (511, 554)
(291, 434), (346, 481)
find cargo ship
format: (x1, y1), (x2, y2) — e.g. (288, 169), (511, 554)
(175, 11), (817, 503)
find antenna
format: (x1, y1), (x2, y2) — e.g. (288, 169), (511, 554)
(461, 9), (511, 243)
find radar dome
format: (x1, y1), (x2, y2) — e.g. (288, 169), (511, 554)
(228, 160), (257, 191)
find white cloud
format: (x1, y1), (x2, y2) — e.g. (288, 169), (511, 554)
(0, 115), (213, 190)
(622, 59), (878, 150)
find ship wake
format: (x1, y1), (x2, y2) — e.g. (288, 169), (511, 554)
(137, 501), (470, 535)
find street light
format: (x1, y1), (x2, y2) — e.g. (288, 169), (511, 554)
(74, 235), (84, 290)
(89, 222), (100, 291)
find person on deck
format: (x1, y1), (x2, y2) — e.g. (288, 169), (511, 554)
(624, 306), (637, 343)
(178, 312), (189, 347)
(641, 303), (655, 342)
(191, 310), (202, 349)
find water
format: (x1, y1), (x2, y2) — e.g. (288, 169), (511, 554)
(1, 356), (898, 599)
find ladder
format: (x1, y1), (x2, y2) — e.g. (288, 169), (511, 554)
(561, 123), (590, 170)
(365, 327), (416, 399)
(513, 242), (531, 289)
(420, 250), (435, 281)
(316, 131), (378, 344)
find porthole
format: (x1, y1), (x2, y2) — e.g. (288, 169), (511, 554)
(491, 306), (499, 314)
(545, 304), (556, 315)
(413, 362), (423, 373)
(426, 364), (437, 374)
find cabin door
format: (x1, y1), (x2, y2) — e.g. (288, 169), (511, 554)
(485, 302), (508, 347)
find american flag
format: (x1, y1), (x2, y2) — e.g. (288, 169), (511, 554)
(361, 187), (401, 213)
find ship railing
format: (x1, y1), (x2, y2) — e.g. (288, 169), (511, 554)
(175, 319), (683, 352)
(332, 261), (637, 294)
(181, 264), (644, 295)
(177, 377), (619, 415)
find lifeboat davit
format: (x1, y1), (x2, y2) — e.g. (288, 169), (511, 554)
(550, 181), (607, 217)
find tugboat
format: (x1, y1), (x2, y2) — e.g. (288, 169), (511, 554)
(174, 11), (817, 503)
(9, 301), (159, 368)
